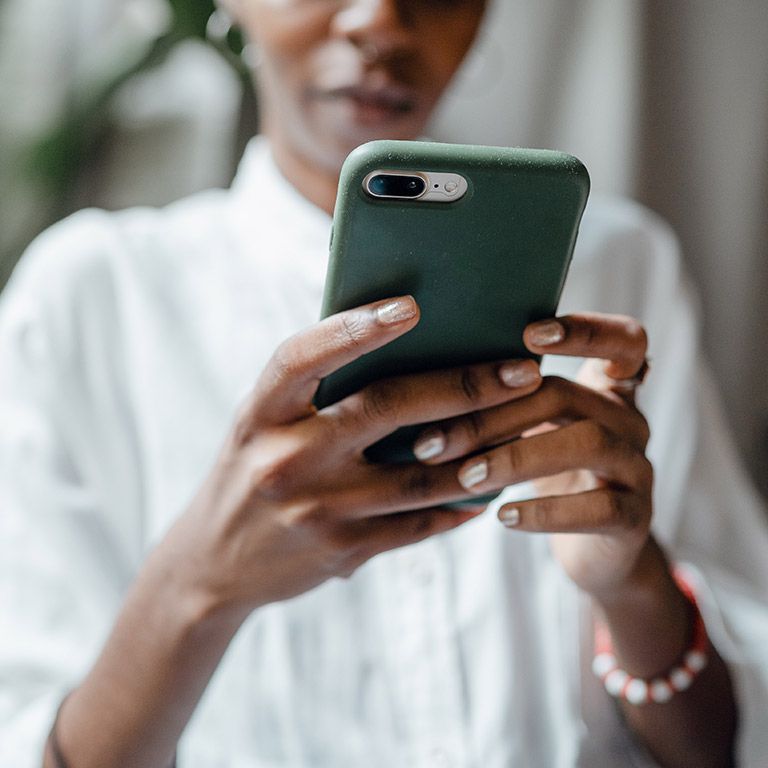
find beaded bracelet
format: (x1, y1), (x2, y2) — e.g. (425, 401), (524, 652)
(592, 568), (709, 705)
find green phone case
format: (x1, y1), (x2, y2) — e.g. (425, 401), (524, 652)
(315, 140), (590, 464)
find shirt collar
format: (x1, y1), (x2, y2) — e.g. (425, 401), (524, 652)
(227, 136), (332, 282)
(231, 135), (332, 238)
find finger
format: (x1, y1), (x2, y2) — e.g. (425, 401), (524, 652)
(454, 419), (653, 497)
(345, 506), (484, 563)
(496, 488), (650, 533)
(413, 376), (650, 464)
(244, 296), (420, 429)
(577, 356), (648, 407)
(321, 357), (541, 450)
(524, 313), (648, 380)
(336, 459), (492, 518)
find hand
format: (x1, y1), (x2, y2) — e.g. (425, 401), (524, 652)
(164, 295), (542, 617)
(411, 312), (652, 599)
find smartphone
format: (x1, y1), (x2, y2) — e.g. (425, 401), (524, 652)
(315, 139), (590, 464)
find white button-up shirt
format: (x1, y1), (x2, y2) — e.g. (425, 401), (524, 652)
(1, 138), (767, 767)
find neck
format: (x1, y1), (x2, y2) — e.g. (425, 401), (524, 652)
(266, 128), (340, 217)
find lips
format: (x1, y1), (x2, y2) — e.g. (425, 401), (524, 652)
(310, 80), (418, 123)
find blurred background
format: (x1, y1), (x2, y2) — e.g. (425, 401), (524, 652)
(1, 0), (766, 495)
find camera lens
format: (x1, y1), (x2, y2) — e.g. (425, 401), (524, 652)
(366, 174), (426, 199)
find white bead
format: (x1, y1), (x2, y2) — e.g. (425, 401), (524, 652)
(592, 653), (616, 677)
(625, 678), (649, 705)
(670, 667), (694, 691)
(605, 669), (629, 696)
(685, 650), (708, 673)
(650, 679), (674, 703)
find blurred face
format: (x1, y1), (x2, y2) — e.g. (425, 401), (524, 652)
(230, 0), (487, 173)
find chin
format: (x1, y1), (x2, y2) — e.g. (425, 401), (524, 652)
(303, 104), (429, 171)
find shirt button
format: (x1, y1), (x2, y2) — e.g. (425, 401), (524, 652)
(430, 747), (452, 767)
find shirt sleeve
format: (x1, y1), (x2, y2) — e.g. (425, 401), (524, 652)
(0, 212), (145, 768)
(670, 372), (768, 767)
(635, 214), (768, 768)
(567, 198), (768, 766)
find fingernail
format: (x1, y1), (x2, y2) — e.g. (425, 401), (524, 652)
(413, 430), (446, 461)
(376, 297), (417, 325)
(458, 458), (488, 490)
(499, 506), (521, 527)
(528, 320), (565, 346)
(499, 361), (539, 388)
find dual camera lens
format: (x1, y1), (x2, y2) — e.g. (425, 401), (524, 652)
(366, 174), (427, 199)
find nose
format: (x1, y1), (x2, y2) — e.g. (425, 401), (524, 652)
(332, 0), (413, 60)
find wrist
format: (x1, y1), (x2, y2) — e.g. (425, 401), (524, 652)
(53, 541), (249, 768)
(150, 506), (263, 636)
(590, 536), (694, 679)
(140, 538), (251, 644)
(593, 566), (708, 705)
(590, 535), (671, 609)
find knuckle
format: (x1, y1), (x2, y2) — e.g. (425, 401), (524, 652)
(635, 455), (655, 488)
(320, 539), (356, 577)
(325, 525), (374, 575)
(598, 490), (625, 524)
(464, 409), (486, 443)
(252, 459), (292, 500)
(403, 467), (437, 501)
(543, 376), (571, 414)
(634, 412), (652, 447)
(623, 498), (646, 530)
(597, 490), (646, 531)
(289, 499), (332, 529)
(409, 510), (437, 539)
(249, 441), (302, 500)
(530, 497), (556, 528)
(457, 366), (483, 404)
(359, 379), (400, 423)
(336, 312), (369, 351)
(339, 543), (373, 577)
(336, 562), (361, 580)
(582, 319), (599, 348)
(502, 443), (524, 480)
(545, 375), (569, 391)
(320, 526), (357, 563)
(578, 419), (615, 455)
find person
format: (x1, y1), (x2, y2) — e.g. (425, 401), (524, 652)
(1, 1), (767, 766)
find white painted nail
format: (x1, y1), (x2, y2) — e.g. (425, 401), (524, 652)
(413, 431), (446, 461)
(499, 506), (521, 527)
(458, 459), (488, 490)
(499, 362), (539, 388)
(528, 320), (565, 346)
(376, 297), (417, 325)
